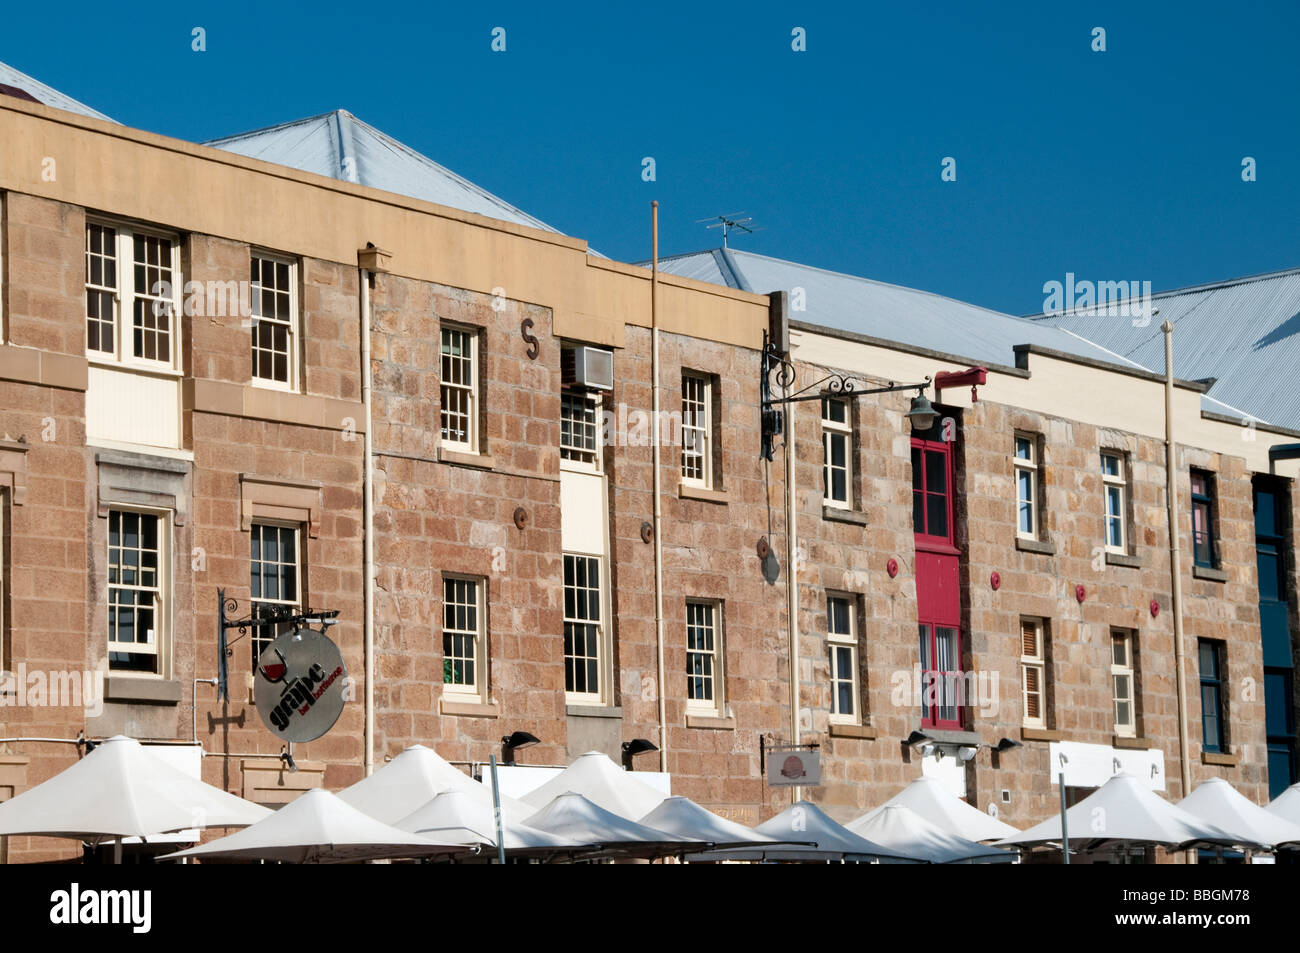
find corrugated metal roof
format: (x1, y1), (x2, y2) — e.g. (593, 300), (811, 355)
(1026, 268), (1300, 429)
(652, 248), (1157, 373)
(0, 60), (115, 122)
(205, 110), (592, 247)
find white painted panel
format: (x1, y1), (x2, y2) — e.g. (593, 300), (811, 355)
(921, 753), (967, 798)
(87, 366), (181, 449)
(560, 469), (606, 556)
(1049, 740), (1166, 792)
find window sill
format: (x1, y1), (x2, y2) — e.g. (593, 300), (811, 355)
(566, 704), (622, 719)
(1201, 749), (1239, 767)
(1192, 565), (1228, 583)
(87, 356), (183, 379)
(1112, 734), (1148, 749)
(438, 697), (500, 718)
(916, 727), (982, 746)
(1020, 726), (1064, 742)
(829, 722), (876, 739)
(822, 506), (867, 526)
(439, 447), (495, 470)
(1105, 552), (1142, 569)
(686, 713), (735, 730)
(104, 675), (182, 705)
(1015, 537), (1056, 555)
(678, 484), (729, 505)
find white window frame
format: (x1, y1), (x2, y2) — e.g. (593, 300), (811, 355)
(84, 219), (183, 372)
(680, 372), (713, 489)
(442, 574), (487, 702)
(106, 507), (170, 677)
(249, 251), (300, 392)
(822, 398), (852, 509)
(1014, 433), (1039, 539)
(1020, 618), (1046, 729)
(563, 552), (606, 705)
(249, 521), (302, 666)
(1101, 451), (1127, 554)
(827, 593), (859, 724)
(560, 389), (601, 472)
(440, 325), (479, 453)
(686, 599), (724, 716)
(1112, 629), (1137, 738)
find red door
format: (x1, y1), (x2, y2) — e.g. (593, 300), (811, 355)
(912, 434), (962, 729)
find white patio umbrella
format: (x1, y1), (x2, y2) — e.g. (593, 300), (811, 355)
(336, 744), (531, 823)
(852, 776), (1018, 842)
(394, 790), (572, 855)
(0, 736), (269, 854)
(847, 805), (1017, 863)
(688, 800), (920, 863)
(639, 796), (777, 849)
(1000, 774), (1249, 854)
(1180, 778), (1300, 850)
(160, 788), (461, 863)
(523, 792), (694, 858)
(521, 751), (667, 819)
(1266, 782), (1300, 831)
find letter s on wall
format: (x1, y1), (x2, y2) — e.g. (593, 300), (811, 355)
(521, 317), (539, 360)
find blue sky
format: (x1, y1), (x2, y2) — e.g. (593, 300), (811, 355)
(5, 0), (1297, 315)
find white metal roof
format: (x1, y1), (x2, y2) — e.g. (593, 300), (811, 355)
(0, 60), (115, 122)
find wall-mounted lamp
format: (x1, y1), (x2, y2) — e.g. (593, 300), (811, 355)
(622, 738), (659, 771)
(501, 730), (540, 765)
(905, 392), (938, 432)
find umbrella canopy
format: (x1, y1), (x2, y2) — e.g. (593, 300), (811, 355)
(639, 796), (777, 849)
(1180, 778), (1300, 850)
(847, 805), (1017, 863)
(161, 788), (461, 863)
(523, 792), (693, 857)
(689, 800), (920, 862)
(1000, 774), (1249, 853)
(520, 751), (667, 818)
(336, 744), (531, 823)
(0, 736), (270, 844)
(852, 776), (1018, 842)
(394, 790), (572, 854)
(1266, 782), (1300, 830)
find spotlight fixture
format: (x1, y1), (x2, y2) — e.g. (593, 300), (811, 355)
(994, 737), (1024, 754)
(621, 738), (659, 771)
(904, 730), (934, 749)
(279, 745), (297, 773)
(501, 730), (541, 764)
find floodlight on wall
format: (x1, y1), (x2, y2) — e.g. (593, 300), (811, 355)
(994, 737), (1023, 754)
(501, 730), (541, 765)
(622, 738), (659, 771)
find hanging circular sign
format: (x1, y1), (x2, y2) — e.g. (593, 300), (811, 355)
(254, 627), (348, 742)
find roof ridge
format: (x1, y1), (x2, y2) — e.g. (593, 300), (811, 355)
(1021, 265), (1300, 318)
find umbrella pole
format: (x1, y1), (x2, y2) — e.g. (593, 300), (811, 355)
(113, 837), (122, 865)
(1058, 770), (1069, 865)
(489, 754), (506, 865)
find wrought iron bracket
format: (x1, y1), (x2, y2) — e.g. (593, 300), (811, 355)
(216, 587), (339, 703)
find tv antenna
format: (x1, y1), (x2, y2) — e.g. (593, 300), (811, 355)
(697, 212), (759, 248)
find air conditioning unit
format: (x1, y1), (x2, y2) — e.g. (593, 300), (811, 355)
(562, 346), (614, 391)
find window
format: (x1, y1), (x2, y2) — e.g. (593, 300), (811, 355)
(443, 576), (486, 699)
(249, 523), (301, 665)
(1020, 619), (1046, 729)
(686, 600), (724, 715)
(681, 373), (712, 487)
(250, 253), (298, 388)
(1112, 629), (1137, 738)
(563, 554), (603, 701)
(919, 624), (961, 729)
(107, 510), (165, 673)
(911, 438), (953, 544)
(1198, 640), (1226, 754)
(560, 390), (600, 468)
(827, 595), (859, 723)
(822, 398), (852, 508)
(85, 222), (181, 367)
(1014, 434), (1040, 538)
(1101, 451), (1127, 552)
(440, 326), (478, 451)
(1191, 469), (1217, 568)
